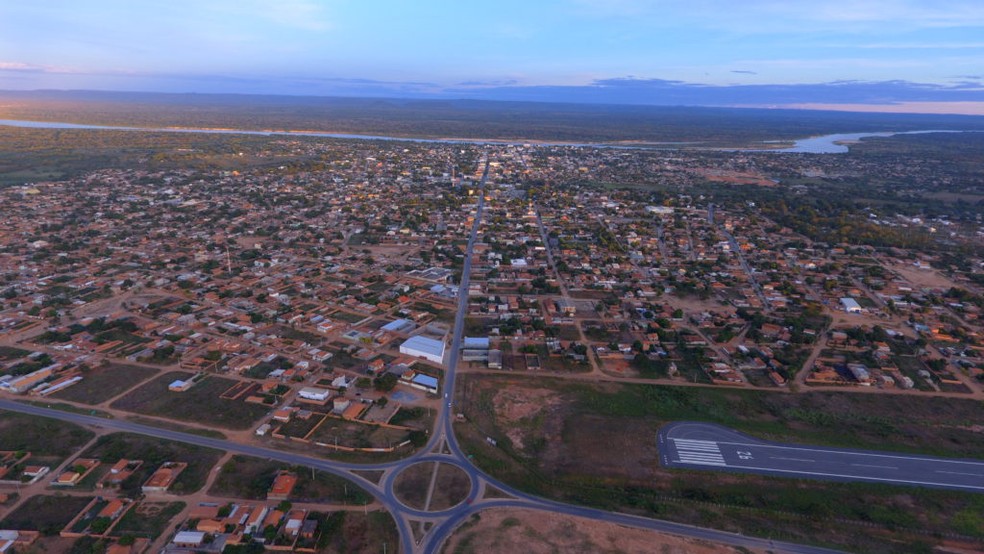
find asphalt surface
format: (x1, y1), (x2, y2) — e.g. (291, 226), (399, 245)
(660, 422), (984, 493)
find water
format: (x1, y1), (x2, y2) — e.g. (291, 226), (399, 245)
(0, 118), (974, 154)
(773, 130), (971, 154)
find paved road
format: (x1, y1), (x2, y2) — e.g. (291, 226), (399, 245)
(659, 422), (984, 493)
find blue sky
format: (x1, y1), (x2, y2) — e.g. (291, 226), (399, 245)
(2, 0), (984, 112)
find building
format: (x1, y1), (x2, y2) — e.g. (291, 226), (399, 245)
(142, 461), (187, 493)
(172, 531), (206, 548)
(381, 318), (416, 334)
(297, 387), (331, 403)
(399, 336), (446, 364)
(408, 373), (439, 394)
(462, 336), (490, 349)
(840, 297), (863, 313)
(487, 349), (503, 369)
(267, 470), (297, 501)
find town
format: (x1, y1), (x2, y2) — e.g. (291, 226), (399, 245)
(1, 130), (983, 554)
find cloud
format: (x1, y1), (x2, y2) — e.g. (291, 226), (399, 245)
(858, 42), (984, 49)
(0, 62), (46, 72)
(567, 0), (984, 32)
(444, 76), (984, 107)
(456, 79), (520, 87)
(731, 70), (758, 75)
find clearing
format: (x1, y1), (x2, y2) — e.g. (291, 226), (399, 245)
(441, 508), (768, 554)
(110, 371), (271, 429)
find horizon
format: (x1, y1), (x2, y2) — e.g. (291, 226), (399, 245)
(3, 1), (984, 115)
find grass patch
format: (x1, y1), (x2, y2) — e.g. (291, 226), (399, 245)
(0, 410), (95, 465)
(19, 400), (114, 418)
(208, 455), (371, 504)
(113, 501), (185, 539)
(316, 510), (400, 554)
(51, 364), (159, 405)
(1, 495), (93, 535)
(125, 416), (227, 439)
(110, 371), (270, 430)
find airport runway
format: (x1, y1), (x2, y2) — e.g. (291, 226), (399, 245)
(658, 422), (984, 493)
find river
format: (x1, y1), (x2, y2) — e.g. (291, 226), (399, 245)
(0, 119), (974, 154)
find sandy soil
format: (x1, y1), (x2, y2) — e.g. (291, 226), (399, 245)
(886, 262), (957, 290)
(492, 387), (564, 451)
(441, 508), (766, 554)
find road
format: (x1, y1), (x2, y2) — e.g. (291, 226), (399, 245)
(0, 159), (848, 554)
(659, 422), (984, 493)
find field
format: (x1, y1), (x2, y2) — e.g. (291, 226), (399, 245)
(317, 511), (400, 554)
(1, 495), (93, 535)
(110, 371), (270, 429)
(208, 455), (371, 504)
(440, 508), (768, 554)
(454, 374), (984, 553)
(0, 410), (95, 466)
(51, 363), (159, 404)
(307, 417), (413, 450)
(393, 462), (470, 511)
(79, 433), (223, 496)
(112, 501), (186, 539)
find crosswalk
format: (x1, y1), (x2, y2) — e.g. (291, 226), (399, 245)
(670, 438), (726, 466)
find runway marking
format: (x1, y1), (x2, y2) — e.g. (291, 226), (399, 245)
(770, 457), (815, 463)
(671, 438), (725, 466)
(935, 470), (983, 477)
(851, 464), (897, 469)
(667, 462), (984, 491)
(691, 439), (984, 467)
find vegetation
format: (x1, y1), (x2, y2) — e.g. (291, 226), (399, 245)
(1, 494), (92, 535)
(455, 375), (984, 553)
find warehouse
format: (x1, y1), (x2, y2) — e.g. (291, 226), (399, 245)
(399, 335), (446, 364)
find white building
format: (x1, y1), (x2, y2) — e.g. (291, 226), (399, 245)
(840, 297), (863, 313)
(399, 336), (446, 364)
(297, 387), (331, 402)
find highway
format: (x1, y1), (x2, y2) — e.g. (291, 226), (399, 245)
(0, 158), (847, 554)
(660, 422), (984, 493)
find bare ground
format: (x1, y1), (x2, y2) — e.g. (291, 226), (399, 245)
(440, 508), (766, 554)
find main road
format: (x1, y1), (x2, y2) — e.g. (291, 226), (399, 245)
(0, 159), (840, 554)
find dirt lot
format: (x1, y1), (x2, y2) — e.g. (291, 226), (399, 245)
(440, 508), (766, 554)
(51, 363), (159, 405)
(110, 371), (270, 429)
(886, 262), (958, 290)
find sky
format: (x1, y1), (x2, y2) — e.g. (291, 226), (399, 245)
(2, 0), (984, 113)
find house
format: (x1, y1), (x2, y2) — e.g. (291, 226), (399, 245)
(142, 461), (187, 493)
(99, 459), (142, 488)
(267, 470), (298, 501)
(332, 397), (351, 415)
(168, 379), (193, 392)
